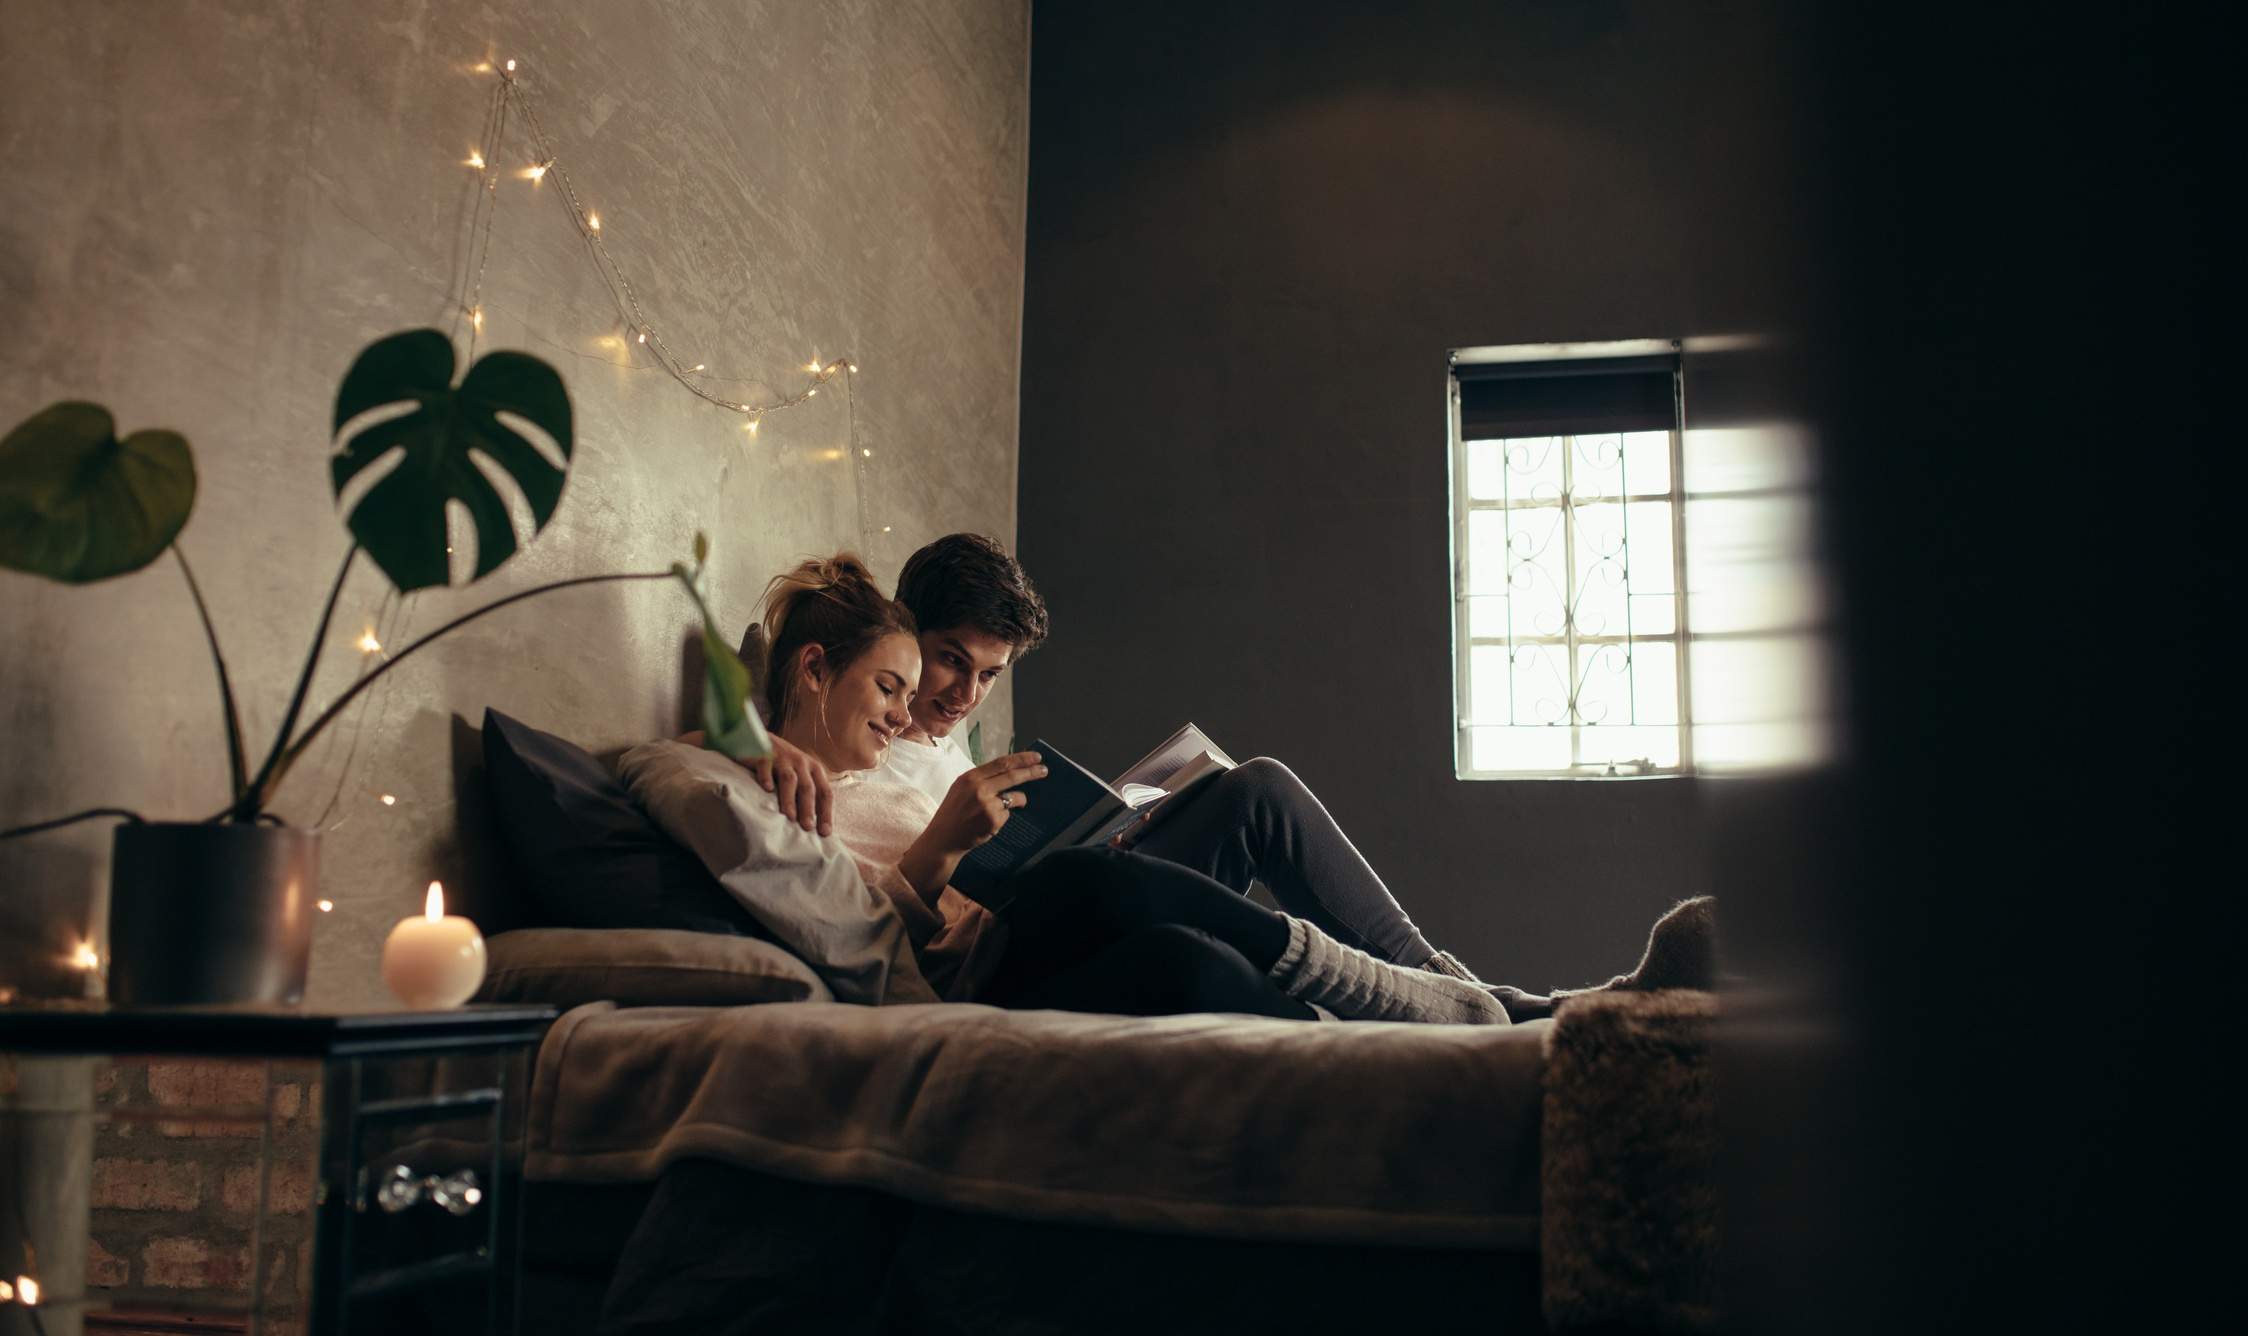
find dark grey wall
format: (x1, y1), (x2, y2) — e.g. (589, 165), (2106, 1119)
(1016, 1), (1806, 987)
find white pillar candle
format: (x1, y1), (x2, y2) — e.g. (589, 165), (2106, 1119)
(382, 882), (487, 1010)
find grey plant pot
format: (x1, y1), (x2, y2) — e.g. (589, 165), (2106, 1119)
(108, 822), (318, 1006)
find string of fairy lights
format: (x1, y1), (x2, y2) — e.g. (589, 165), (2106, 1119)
(308, 57), (892, 838)
(451, 58), (860, 438)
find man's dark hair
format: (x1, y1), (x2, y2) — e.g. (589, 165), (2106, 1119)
(895, 533), (1049, 657)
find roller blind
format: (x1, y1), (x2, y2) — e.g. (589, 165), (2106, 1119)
(1454, 353), (1677, 437)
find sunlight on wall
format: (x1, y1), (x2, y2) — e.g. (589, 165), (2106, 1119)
(1683, 423), (1831, 772)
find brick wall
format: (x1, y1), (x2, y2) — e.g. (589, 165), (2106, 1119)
(87, 1058), (318, 1333)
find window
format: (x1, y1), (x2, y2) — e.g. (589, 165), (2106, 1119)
(1448, 339), (1829, 778)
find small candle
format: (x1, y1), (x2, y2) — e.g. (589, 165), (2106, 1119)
(382, 882), (487, 1010)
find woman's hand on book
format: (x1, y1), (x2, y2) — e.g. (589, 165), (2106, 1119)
(900, 751), (1045, 899)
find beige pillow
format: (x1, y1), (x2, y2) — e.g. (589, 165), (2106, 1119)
(475, 927), (832, 1009)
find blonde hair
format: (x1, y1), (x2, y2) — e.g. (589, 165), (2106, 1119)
(758, 552), (918, 729)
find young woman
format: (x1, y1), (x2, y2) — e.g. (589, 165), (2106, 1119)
(759, 553), (1712, 1022)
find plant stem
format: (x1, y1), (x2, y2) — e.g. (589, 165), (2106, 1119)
(0, 808), (145, 841)
(238, 546), (358, 821)
(172, 547), (248, 805)
(253, 569), (677, 811)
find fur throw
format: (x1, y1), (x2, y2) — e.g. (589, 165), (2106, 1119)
(1542, 988), (1718, 1334)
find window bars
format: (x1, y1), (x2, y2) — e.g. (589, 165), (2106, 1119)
(1449, 337), (1830, 779)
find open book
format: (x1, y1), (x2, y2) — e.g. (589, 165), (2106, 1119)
(949, 725), (1238, 909)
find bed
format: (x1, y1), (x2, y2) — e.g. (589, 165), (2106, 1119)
(506, 991), (1714, 1335)
(474, 716), (1715, 1332)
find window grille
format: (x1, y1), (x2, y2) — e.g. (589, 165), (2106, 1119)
(1448, 338), (1829, 779)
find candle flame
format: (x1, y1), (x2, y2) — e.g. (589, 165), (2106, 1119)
(425, 882), (445, 921)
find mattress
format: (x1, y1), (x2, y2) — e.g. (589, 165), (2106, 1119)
(527, 999), (1550, 1249)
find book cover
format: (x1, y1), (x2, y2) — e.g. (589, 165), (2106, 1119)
(951, 739), (1141, 908)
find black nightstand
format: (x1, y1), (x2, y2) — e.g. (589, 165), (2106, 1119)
(1, 1004), (555, 1336)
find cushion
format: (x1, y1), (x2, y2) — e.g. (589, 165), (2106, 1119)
(618, 739), (939, 1007)
(481, 709), (764, 937)
(475, 927), (831, 1009)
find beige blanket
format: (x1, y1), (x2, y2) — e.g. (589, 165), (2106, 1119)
(528, 1000), (1550, 1249)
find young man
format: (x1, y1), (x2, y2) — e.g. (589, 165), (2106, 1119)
(866, 532), (1049, 803)
(742, 533), (1047, 833)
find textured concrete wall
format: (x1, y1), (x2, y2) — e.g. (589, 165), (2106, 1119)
(1018, 1), (1806, 990)
(0, 0), (1030, 1009)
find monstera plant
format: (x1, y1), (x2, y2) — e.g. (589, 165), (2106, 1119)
(0, 328), (767, 1003)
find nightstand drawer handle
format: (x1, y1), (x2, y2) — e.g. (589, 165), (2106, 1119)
(372, 1164), (484, 1216)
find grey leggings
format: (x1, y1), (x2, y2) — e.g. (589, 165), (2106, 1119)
(1130, 758), (1436, 966)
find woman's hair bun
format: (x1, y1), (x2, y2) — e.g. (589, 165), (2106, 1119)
(758, 551), (918, 729)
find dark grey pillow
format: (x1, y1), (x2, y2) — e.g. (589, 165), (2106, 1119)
(481, 709), (764, 937)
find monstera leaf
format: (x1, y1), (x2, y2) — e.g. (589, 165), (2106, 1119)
(331, 329), (573, 593)
(0, 401), (195, 583)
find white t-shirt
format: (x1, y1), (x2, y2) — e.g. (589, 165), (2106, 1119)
(866, 731), (978, 807)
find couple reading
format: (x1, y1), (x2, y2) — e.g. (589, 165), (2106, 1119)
(683, 534), (1713, 1024)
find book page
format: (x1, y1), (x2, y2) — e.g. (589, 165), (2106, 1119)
(1161, 752), (1228, 794)
(1119, 783), (1169, 808)
(1115, 723), (1235, 789)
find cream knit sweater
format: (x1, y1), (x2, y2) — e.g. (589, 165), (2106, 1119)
(831, 774), (1004, 1001)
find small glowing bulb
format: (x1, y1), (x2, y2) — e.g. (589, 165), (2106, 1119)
(526, 162), (549, 181)
(808, 388), (817, 396)
(18, 1276), (40, 1304)
(848, 364), (858, 373)
(808, 361), (822, 372)
(588, 213), (600, 230)
(745, 420), (758, 433)
(692, 364), (705, 372)
(466, 151), (485, 169)
(471, 307), (483, 328)
(358, 631), (382, 653)
(317, 900), (334, 912)
(505, 59), (516, 71)
(0, 1278), (12, 1300)
(862, 448), (871, 457)
(425, 882), (445, 922)
(637, 331), (647, 344)
(73, 942), (100, 971)
(882, 526), (892, 532)
(380, 794), (396, 806)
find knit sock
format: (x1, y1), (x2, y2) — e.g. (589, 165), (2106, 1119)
(1420, 949), (1557, 1022)
(1271, 918), (1509, 1025)
(1419, 950), (1481, 981)
(1555, 896), (1719, 1001)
